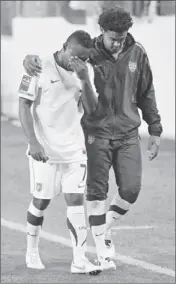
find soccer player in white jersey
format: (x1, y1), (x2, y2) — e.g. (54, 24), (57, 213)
(18, 30), (101, 275)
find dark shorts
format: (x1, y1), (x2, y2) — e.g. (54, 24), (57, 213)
(85, 135), (142, 202)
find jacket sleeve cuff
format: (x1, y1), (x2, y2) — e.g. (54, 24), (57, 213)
(148, 126), (163, 137)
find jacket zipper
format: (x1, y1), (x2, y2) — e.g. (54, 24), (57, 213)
(111, 54), (120, 139)
(111, 51), (124, 138)
(112, 76), (116, 139)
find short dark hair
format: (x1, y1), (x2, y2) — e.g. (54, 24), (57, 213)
(98, 7), (133, 33)
(66, 30), (93, 48)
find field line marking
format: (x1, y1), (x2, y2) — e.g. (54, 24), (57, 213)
(87, 225), (155, 231)
(1, 218), (175, 278)
(112, 225), (155, 230)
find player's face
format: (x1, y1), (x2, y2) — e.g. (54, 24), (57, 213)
(102, 30), (128, 54)
(65, 43), (92, 70)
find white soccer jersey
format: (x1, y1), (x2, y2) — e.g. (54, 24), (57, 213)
(18, 55), (96, 163)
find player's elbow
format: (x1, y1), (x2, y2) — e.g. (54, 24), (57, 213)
(19, 97), (32, 117)
(19, 97), (33, 108)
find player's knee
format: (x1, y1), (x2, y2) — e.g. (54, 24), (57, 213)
(119, 183), (141, 204)
(86, 193), (107, 201)
(87, 199), (106, 216)
(86, 183), (108, 201)
(33, 197), (51, 210)
(87, 199), (103, 210)
(64, 193), (84, 206)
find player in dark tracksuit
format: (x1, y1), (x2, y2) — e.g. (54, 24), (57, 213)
(82, 8), (162, 259)
(23, 8), (162, 262)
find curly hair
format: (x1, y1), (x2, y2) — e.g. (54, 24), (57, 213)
(66, 30), (93, 48)
(98, 7), (133, 33)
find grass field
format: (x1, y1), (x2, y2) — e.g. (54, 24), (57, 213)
(1, 121), (175, 283)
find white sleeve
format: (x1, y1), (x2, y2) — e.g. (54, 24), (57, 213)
(18, 72), (39, 101)
(75, 90), (84, 114)
(76, 63), (98, 113)
(87, 63), (99, 98)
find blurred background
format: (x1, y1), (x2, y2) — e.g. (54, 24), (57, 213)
(1, 0), (175, 139)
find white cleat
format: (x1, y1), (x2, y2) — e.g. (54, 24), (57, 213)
(98, 257), (116, 271)
(26, 251), (45, 270)
(71, 257), (102, 275)
(105, 238), (116, 258)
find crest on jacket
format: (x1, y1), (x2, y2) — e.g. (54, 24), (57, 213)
(88, 135), (95, 144)
(129, 61), (137, 73)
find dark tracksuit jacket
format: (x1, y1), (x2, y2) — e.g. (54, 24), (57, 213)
(81, 33), (163, 139)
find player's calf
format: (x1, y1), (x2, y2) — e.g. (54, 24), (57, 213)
(105, 193), (131, 256)
(87, 199), (116, 269)
(64, 193), (88, 264)
(26, 198), (50, 269)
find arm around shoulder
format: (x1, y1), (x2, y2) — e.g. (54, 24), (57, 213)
(23, 54), (42, 77)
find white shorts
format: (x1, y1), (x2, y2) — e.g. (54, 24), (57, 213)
(29, 157), (87, 199)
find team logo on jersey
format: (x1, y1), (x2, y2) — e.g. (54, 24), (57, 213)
(18, 75), (32, 93)
(51, 79), (60, 84)
(36, 182), (42, 192)
(88, 135), (95, 144)
(78, 181), (86, 188)
(129, 61), (137, 73)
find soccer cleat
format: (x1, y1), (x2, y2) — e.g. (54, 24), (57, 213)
(71, 257), (102, 275)
(26, 251), (45, 269)
(105, 238), (116, 258)
(98, 256), (116, 271)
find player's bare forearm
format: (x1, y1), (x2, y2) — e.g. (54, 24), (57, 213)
(19, 98), (38, 145)
(80, 78), (98, 114)
(19, 97), (48, 162)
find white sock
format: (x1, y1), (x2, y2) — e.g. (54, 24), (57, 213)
(87, 200), (108, 259)
(67, 206), (87, 262)
(105, 194), (131, 235)
(27, 201), (44, 253)
(27, 223), (41, 253)
(91, 222), (107, 259)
